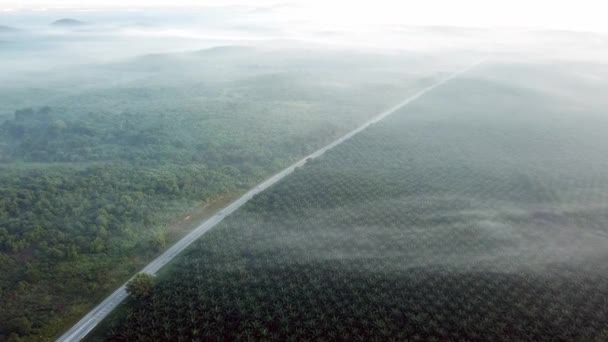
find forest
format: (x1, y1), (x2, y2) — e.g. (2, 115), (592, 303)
(0, 45), (453, 341)
(94, 62), (608, 341)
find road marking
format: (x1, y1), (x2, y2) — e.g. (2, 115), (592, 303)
(56, 58), (485, 342)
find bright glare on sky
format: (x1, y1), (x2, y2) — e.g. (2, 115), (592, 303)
(2, 0), (608, 32)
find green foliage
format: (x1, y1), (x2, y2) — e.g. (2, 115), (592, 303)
(6, 317), (32, 336)
(0, 47), (434, 341)
(99, 64), (608, 341)
(125, 273), (155, 300)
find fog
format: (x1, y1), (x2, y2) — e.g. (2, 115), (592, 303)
(3, 7), (607, 108)
(2, 6), (608, 342)
(2, 7), (607, 70)
(2, 7), (608, 271)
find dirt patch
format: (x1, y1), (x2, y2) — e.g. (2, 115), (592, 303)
(164, 193), (240, 244)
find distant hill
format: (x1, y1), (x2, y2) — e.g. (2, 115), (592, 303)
(0, 25), (19, 32)
(110, 45), (256, 72)
(194, 45), (254, 56)
(51, 18), (86, 27)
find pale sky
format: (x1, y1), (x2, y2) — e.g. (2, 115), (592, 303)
(2, 0), (608, 32)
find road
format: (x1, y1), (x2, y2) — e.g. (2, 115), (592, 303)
(56, 58), (485, 342)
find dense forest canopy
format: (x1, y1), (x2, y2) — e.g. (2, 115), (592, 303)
(4, 10), (607, 341)
(95, 62), (608, 341)
(0, 45), (457, 341)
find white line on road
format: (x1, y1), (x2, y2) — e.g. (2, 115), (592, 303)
(56, 58), (485, 342)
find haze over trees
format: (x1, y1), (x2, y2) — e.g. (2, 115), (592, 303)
(2, 7), (608, 342)
(96, 61), (608, 341)
(0, 28), (461, 340)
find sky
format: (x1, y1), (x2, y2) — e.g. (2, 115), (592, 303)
(2, 0), (608, 32)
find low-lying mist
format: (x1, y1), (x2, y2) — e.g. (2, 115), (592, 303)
(2, 7), (608, 341)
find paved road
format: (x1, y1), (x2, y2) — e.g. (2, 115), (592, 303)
(56, 59), (485, 342)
